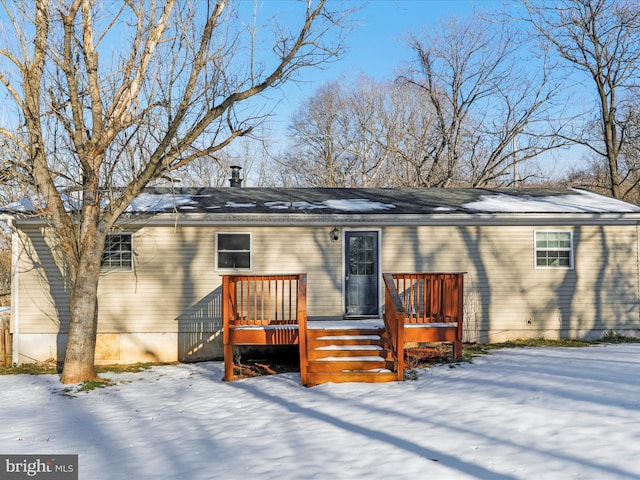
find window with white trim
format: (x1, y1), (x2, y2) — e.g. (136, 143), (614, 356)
(102, 233), (133, 270)
(535, 231), (572, 268)
(216, 233), (251, 270)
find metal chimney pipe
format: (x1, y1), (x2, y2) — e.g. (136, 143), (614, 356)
(229, 166), (243, 187)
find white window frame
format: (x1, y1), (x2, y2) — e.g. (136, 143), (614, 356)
(215, 232), (252, 271)
(534, 230), (573, 269)
(102, 232), (134, 271)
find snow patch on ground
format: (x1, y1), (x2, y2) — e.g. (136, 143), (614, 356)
(1, 345), (639, 479)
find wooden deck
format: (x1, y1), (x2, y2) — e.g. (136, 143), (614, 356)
(222, 274), (308, 383)
(222, 272), (464, 386)
(383, 273), (464, 380)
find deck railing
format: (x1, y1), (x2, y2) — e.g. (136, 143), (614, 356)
(383, 273), (464, 379)
(222, 272), (461, 384)
(383, 274), (406, 380)
(1, 314), (11, 367)
(392, 273), (464, 325)
(221, 274), (307, 382)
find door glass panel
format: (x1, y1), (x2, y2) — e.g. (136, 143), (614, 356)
(350, 236), (373, 276)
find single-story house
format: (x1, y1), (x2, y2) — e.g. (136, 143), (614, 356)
(2, 185), (640, 379)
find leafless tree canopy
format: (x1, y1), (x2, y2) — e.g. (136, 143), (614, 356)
(279, 74), (436, 187)
(524, 0), (640, 199)
(401, 13), (569, 187)
(282, 13), (569, 189)
(0, 0), (350, 383)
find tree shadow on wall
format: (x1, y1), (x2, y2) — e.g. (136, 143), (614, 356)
(176, 286), (224, 362)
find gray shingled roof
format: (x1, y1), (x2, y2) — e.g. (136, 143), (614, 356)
(122, 187), (640, 215)
(3, 187), (640, 216)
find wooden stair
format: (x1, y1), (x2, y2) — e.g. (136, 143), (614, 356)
(304, 324), (400, 386)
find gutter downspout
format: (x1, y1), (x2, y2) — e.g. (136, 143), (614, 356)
(8, 219), (18, 366)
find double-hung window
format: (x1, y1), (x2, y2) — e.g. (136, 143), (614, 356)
(102, 233), (133, 270)
(535, 231), (572, 268)
(216, 233), (251, 270)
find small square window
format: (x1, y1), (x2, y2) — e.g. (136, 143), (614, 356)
(102, 233), (133, 270)
(216, 233), (251, 270)
(535, 231), (572, 268)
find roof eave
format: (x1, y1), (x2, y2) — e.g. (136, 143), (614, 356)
(118, 211), (640, 227)
(9, 210), (640, 227)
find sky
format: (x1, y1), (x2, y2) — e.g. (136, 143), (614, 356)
(234, 0), (578, 186)
(265, 0), (506, 139)
(1, 344), (639, 479)
(0, 1), (578, 186)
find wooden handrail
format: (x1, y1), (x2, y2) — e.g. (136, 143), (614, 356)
(391, 273), (464, 325)
(223, 274), (302, 326)
(384, 272), (465, 377)
(297, 274), (308, 385)
(222, 274), (307, 381)
(382, 273), (405, 380)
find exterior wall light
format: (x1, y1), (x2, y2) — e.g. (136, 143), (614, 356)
(329, 227), (340, 242)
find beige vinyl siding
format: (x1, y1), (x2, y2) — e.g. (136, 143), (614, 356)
(15, 220), (640, 346)
(381, 224), (640, 341)
(17, 224), (347, 336)
(242, 227), (344, 319)
(16, 226), (70, 334)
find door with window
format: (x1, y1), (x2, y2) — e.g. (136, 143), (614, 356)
(344, 231), (379, 317)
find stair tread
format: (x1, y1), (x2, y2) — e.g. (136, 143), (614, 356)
(305, 371), (400, 385)
(340, 368), (393, 373)
(303, 322), (399, 385)
(315, 345), (383, 351)
(315, 356), (387, 362)
(315, 335), (381, 341)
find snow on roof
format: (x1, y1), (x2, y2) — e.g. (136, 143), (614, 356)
(462, 188), (640, 213)
(123, 187), (638, 215)
(2, 194), (81, 213)
(4, 197), (36, 213)
(264, 199), (395, 211)
(125, 193), (198, 212)
(323, 199), (395, 211)
(2, 187), (639, 216)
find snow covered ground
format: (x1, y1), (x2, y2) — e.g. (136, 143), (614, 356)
(1, 344), (639, 479)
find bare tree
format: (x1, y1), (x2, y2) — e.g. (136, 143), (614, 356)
(280, 74), (437, 187)
(281, 78), (361, 187)
(0, 228), (9, 307)
(524, 0), (640, 199)
(401, 13), (568, 187)
(0, 0), (349, 383)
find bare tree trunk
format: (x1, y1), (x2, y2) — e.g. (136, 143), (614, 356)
(602, 101), (622, 199)
(63, 281), (100, 383)
(60, 232), (106, 383)
(1, 0), (349, 384)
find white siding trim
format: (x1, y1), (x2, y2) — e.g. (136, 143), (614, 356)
(102, 232), (134, 272)
(637, 223), (640, 328)
(341, 228), (383, 318)
(10, 220), (19, 365)
(533, 229), (574, 270)
(215, 231), (253, 272)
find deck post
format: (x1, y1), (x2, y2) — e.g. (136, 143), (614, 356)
(222, 275), (235, 381)
(382, 273), (406, 381)
(297, 274), (308, 386)
(454, 274), (464, 360)
(396, 310), (405, 381)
